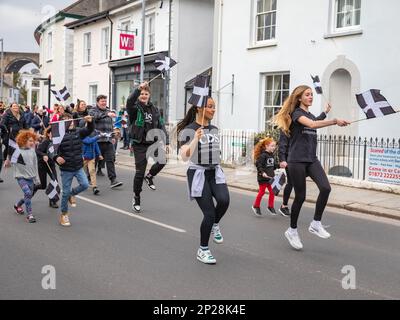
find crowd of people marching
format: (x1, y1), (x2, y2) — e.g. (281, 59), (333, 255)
(0, 81), (351, 265)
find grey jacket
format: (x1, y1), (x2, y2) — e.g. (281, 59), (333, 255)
(13, 148), (39, 183)
(89, 106), (114, 143)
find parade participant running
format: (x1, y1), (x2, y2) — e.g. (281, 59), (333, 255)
(275, 85), (350, 250)
(34, 127), (59, 208)
(126, 82), (169, 213)
(53, 113), (94, 227)
(278, 104), (331, 217)
(10, 130), (39, 223)
(177, 97), (230, 265)
(89, 95), (123, 188)
(251, 137), (279, 216)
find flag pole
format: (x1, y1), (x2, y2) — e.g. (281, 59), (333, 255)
(148, 72), (164, 84)
(350, 110), (400, 124)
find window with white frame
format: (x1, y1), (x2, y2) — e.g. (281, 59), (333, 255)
(147, 14), (155, 52)
(84, 32), (91, 64)
(47, 32), (53, 61)
(335, 0), (361, 30)
(101, 27), (110, 61)
(89, 84), (98, 106)
(263, 73), (290, 131)
(255, 0), (277, 42)
(120, 20), (131, 57)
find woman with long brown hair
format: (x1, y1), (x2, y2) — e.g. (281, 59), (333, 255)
(275, 85), (350, 250)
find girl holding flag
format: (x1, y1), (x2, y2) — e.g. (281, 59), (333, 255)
(275, 85), (350, 250)
(177, 88), (230, 265)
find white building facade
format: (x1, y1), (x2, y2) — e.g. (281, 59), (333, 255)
(66, 0), (215, 121)
(212, 0), (400, 139)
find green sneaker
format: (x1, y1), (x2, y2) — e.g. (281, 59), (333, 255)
(212, 224), (224, 244)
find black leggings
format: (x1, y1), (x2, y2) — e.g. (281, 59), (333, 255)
(288, 161), (331, 229)
(133, 143), (166, 196)
(188, 169), (230, 247)
(282, 167), (293, 206)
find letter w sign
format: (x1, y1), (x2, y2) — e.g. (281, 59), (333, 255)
(120, 33), (134, 51)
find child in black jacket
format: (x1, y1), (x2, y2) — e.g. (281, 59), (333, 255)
(252, 137), (279, 216)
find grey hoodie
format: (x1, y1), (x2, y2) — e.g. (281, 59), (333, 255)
(13, 148), (39, 183)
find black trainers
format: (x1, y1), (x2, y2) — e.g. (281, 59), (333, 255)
(0, 178), (4, 183)
(14, 205), (24, 215)
(144, 175), (156, 191)
(267, 207), (278, 215)
(49, 200), (59, 209)
(251, 206), (262, 217)
(132, 196), (141, 212)
(110, 179), (123, 188)
(279, 206), (291, 217)
(93, 187), (100, 195)
(97, 170), (105, 176)
(26, 214), (37, 223)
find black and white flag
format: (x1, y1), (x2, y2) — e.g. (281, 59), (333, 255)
(356, 89), (396, 119)
(51, 120), (68, 153)
(154, 53), (177, 72)
(188, 75), (211, 107)
(45, 179), (61, 201)
(8, 138), (25, 165)
(270, 171), (286, 196)
(51, 86), (71, 102)
(311, 75), (323, 94)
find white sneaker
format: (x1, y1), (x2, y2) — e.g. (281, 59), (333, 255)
(285, 228), (303, 250)
(211, 225), (224, 244)
(308, 222), (331, 239)
(197, 249), (216, 264)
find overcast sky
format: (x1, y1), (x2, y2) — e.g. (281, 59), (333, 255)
(0, 0), (75, 53)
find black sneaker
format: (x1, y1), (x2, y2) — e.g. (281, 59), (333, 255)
(110, 180), (123, 188)
(49, 200), (59, 209)
(132, 196), (141, 212)
(14, 205), (24, 215)
(251, 206), (262, 217)
(93, 187), (100, 195)
(0, 178), (4, 183)
(97, 170), (105, 177)
(26, 214), (37, 223)
(279, 206), (291, 217)
(144, 175), (156, 191)
(267, 207), (278, 215)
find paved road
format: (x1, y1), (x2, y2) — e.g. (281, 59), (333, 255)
(0, 166), (399, 299)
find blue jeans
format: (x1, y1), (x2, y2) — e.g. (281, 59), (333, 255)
(60, 169), (89, 213)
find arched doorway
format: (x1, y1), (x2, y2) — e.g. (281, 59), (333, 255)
(328, 68), (357, 137)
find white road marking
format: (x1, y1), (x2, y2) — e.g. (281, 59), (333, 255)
(76, 195), (187, 233)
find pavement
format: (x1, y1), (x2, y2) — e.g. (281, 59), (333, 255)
(1, 165), (400, 299)
(115, 148), (400, 221)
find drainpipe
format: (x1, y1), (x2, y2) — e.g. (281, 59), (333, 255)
(216, 0), (224, 128)
(107, 14), (114, 108)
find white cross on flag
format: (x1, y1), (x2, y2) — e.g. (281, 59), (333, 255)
(46, 179), (61, 201)
(311, 75), (323, 94)
(154, 53), (177, 72)
(51, 86), (71, 102)
(188, 75), (211, 107)
(270, 171), (286, 196)
(8, 138), (25, 165)
(356, 89), (396, 119)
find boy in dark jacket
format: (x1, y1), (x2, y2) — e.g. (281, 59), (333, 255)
(82, 131), (103, 195)
(53, 113), (94, 226)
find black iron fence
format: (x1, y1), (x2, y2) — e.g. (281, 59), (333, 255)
(218, 129), (400, 181)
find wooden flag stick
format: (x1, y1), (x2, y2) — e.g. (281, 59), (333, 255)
(350, 109), (400, 124)
(148, 72), (164, 84)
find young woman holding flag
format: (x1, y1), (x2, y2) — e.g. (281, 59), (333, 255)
(275, 85), (350, 250)
(177, 97), (230, 265)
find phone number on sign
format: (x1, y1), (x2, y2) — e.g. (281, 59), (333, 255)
(368, 172), (400, 179)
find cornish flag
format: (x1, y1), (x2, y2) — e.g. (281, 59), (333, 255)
(51, 120), (68, 153)
(356, 89), (396, 119)
(188, 75), (210, 107)
(51, 86), (71, 102)
(271, 171), (286, 196)
(154, 53), (177, 72)
(45, 179), (61, 201)
(8, 138), (25, 165)
(311, 75), (323, 94)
